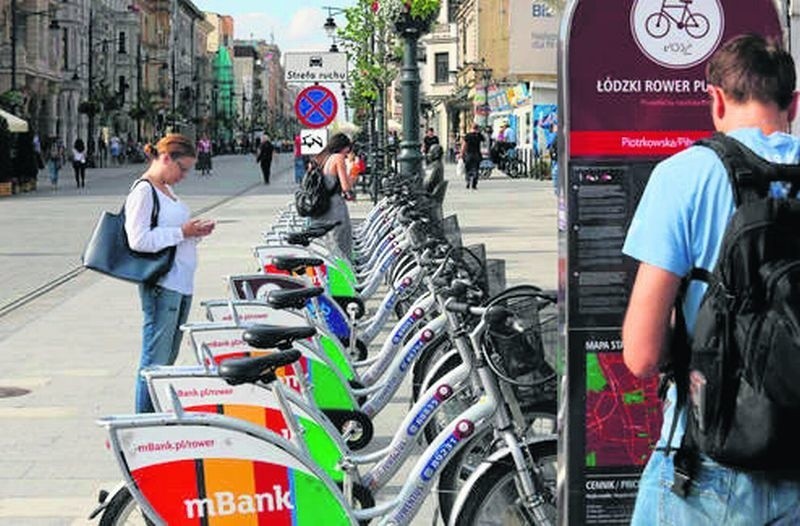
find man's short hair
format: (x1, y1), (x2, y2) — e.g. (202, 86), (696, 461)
(706, 33), (796, 110)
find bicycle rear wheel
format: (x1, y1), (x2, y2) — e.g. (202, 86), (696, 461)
(451, 440), (557, 525)
(99, 486), (153, 526)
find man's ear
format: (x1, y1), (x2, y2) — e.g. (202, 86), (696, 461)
(708, 85), (726, 121)
(787, 91), (799, 124)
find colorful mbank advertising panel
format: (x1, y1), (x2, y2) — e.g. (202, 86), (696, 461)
(558, 0), (784, 523)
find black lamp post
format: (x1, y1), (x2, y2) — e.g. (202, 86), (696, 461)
(475, 59), (492, 128)
(9, 1), (59, 94)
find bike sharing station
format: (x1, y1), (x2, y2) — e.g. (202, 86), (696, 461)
(557, 0), (784, 523)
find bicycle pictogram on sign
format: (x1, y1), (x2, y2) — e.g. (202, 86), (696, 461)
(294, 85), (338, 129)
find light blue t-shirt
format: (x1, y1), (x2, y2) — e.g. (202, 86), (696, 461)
(622, 127), (800, 447)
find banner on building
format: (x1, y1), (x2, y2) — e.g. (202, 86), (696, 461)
(509, 0), (559, 75)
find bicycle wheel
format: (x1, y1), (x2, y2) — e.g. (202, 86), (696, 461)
(480, 167), (492, 179)
(411, 334), (453, 402)
(437, 401), (556, 523)
(452, 440), (557, 526)
(645, 12), (671, 38)
(685, 13), (710, 38)
(99, 486), (153, 526)
(507, 159), (525, 179)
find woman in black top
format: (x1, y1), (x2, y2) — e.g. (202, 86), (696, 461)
(461, 124), (484, 190)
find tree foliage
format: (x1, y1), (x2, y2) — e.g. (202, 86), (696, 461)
(337, 0), (400, 120)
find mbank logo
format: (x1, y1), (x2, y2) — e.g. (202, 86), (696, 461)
(184, 487), (294, 518)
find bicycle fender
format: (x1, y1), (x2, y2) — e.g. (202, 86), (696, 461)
(446, 436), (557, 526)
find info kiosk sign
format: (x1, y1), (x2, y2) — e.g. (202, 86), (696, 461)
(558, 1), (784, 523)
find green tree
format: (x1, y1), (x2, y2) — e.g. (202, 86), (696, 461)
(337, 0), (400, 126)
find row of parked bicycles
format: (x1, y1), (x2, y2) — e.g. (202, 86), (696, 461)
(91, 179), (559, 525)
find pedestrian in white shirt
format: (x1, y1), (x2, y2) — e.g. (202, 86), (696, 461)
(124, 133), (215, 412)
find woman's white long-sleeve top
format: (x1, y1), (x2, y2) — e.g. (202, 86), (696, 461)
(124, 181), (196, 294)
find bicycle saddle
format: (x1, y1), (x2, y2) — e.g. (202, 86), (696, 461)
(242, 324), (317, 349)
(266, 287), (325, 310)
(218, 349), (302, 385)
(271, 256), (324, 272)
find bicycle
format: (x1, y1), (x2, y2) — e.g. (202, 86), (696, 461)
(645, 0), (710, 39)
(96, 292), (557, 526)
(482, 149), (527, 179)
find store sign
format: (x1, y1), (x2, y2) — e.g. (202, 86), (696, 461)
(509, 0), (559, 75)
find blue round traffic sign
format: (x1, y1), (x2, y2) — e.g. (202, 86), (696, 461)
(294, 85), (338, 129)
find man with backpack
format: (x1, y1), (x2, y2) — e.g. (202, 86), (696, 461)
(622, 34), (800, 524)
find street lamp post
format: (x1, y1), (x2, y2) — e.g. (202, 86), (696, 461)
(9, 1), (58, 95)
(397, 26), (423, 185)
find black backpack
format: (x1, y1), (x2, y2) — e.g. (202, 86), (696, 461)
(668, 133), (800, 495)
(294, 160), (336, 217)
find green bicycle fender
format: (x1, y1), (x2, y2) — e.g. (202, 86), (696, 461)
(292, 469), (352, 524)
(327, 262), (357, 297)
(319, 334), (356, 381)
(299, 414), (346, 483)
(308, 361), (356, 411)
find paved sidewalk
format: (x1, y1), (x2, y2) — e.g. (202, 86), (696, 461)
(0, 161), (556, 525)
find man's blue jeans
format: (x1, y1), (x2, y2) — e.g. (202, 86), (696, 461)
(136, 284), (192, 413)
(632, 449), (800, 525)
(294, 156), (306, 184)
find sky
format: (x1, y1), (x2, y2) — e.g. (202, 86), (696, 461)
(192, 0), (352, 52)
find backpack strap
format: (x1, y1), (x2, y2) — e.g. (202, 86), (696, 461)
(696, 132), (800, 205)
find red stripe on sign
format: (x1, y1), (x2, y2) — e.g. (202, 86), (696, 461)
(570, 131), (712, 157)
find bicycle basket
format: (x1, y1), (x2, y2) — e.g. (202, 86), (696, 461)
(484, 286), (557, 406)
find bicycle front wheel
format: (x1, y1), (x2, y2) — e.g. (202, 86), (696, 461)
(437, 402), (557, 523)
(452, 440), (557, 526)
(685, 13), (710, 38)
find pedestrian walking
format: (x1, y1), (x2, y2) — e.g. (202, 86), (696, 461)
(46, 138), (64, 191)
(72, 138), (87, 188)
(422, 127), (440, 156)
(109, 135), (122, 166)
(314, 133), (355, 260)
(97, 134), (107, 168)
(622, 34), (800, 525)
(256, 135), (274, 184)
(124, 134), (215, 413)
(461, 124), (484, 190)
(197, 134), (213, 176)
(294, 133), (306, 184)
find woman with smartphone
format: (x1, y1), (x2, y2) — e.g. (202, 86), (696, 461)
(124, 134), (216, 413)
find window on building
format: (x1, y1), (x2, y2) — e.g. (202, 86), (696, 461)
(118, 76), (127, 102)
(448, 0), (459, 23)
(118, 32), (126, 54)
(435, 53), (449, 84)
(62, 28), (69, 70)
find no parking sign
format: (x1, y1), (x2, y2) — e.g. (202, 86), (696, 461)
(294, 85), (338, 129)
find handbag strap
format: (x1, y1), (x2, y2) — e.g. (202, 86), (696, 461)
(132, 179), (161, 229)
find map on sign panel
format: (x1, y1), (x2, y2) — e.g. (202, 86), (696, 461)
(585, 353), (662, 467)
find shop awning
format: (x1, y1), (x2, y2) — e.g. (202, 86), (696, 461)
(0, 108), (29, 133)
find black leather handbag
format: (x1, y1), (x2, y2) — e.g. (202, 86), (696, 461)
(82, 180), (176, 284)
